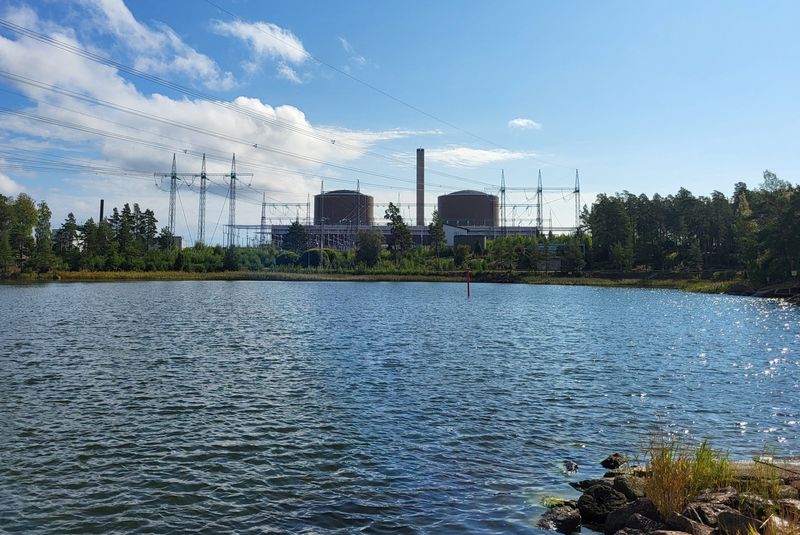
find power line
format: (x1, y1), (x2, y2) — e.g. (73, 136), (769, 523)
(0, 17), (499, 185)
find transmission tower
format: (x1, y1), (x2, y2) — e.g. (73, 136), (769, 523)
(227, 154), (237, 247)
(168, 154), (177, 234)
(536, 169), (544, 231)
(260, 192), (267, 247)
(197, 154), (207, 244)
(500, 169), (507, 236)
(574, 169), (581, 230)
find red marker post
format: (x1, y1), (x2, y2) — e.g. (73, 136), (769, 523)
(466, 270), (471, 298)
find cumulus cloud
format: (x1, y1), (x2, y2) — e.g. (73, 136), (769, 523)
(80, 0), (234, 90)
(0, 3), (425, 230)
(508, 118), (542, 130)
(422, 147), (534, 168)
(0, 170), (24, 195)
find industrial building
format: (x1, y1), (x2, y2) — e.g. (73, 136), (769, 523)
(219, 146), (579, 251)
(313, 190), (374, 226)
(437, 190), (500, 227)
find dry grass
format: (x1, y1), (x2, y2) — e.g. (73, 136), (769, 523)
(643, 433), (734, 518)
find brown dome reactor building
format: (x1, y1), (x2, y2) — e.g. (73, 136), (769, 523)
(313, 190), (374, 226)
(437, 190), (500, 227)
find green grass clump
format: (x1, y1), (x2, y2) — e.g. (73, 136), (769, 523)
(643, 433), (733, 518)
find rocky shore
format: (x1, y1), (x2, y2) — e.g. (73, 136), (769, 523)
(538, 454), (800, 535)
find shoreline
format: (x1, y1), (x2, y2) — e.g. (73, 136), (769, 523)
(0, 270), (759, 295)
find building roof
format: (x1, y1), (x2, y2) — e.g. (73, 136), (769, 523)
(441, 190), (495, 197)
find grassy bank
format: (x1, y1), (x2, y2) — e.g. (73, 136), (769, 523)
(2, 270), (747, 294)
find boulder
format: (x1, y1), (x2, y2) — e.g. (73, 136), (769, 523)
(778, 484), (799, 499)
(765, 515), (795, 535)
(602, 453), (628, 469)
(570, 478), (613, 492)
(541, 496), (577, 509)
(537, 505), (582, 534)
(693, 486), (739, 507)
(614, 475), (646, 501)
(578, 484), (628, 525)
(779, 498), (800, 517)
(666, 512), (714, 535)
(625, 512), (668, 532)
(716, 511), (761, 535)
(650, 532), (697, 535)
(605, 498), (661, 535)
(682, 501), (737, 527)
(737, 492), (775, 519)
(613, 529), (645, 535)
(563, 460), (579, 473)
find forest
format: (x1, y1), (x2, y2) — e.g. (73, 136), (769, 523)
(1, 170), (797, 286)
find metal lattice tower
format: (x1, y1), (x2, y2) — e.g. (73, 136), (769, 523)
(536, 169), (544, 231)
(197, 154), (207, 244)
(168, 154), (177, 234)
(574, 169), (581, 230)
(260, 192), (267, 247)
(227, 154), (237, 247)
(500, 169), (507, 235)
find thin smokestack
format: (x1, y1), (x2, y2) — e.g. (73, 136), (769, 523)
(416, 148), (424, 226)
(99, 199), (104, 221)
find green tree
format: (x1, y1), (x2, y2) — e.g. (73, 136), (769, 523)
(355, 231), (383, 267)
(283, 220), (309, 252)
(0, 194), (12, 272)
(384, 202), (412, 260)
(223, 246), (240, 270)
(428, 209), (446, 255)
(33, 201), (54, 272)
(9, 193), (37, 269)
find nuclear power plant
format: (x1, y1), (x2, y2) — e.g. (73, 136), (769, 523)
(173, 147), (580, 249)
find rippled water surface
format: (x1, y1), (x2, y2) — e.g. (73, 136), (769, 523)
(1, 281), (799, 533)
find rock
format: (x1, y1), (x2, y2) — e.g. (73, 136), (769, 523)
(683, 501), (737, 527)
(725, 284), (755, 296)
(537, 505), (582, 534)
(650, 531), (697, 535)
(602, 453), (628, 470)
(613, 529), (646, 535)
(626, 512), (668, 532)
(737, 492), (775, 519)
(717, 511), (761, 535)
(614, 475), (646, 501)
(605, 498), (661, 535)
(778, 485), (799, 499)
(694, 486), (739, 507)
(563, 460), (579, 473)
(570, 478), (613, 492)
(578, 484), (628, 525)
(765, 515), (795, 535)
(666, 512), (714, 535)
(541, 496), (577, 509)
(779, 498), (800, 516)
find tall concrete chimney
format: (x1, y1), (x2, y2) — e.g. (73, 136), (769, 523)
(416, 148), (424, 227)
(99, 199), (104, 222)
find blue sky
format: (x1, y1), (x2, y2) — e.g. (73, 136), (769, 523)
(1, 0), (798, 243)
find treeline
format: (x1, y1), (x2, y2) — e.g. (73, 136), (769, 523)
(1, 170), (798, 284)
(582, 170), (799, 284)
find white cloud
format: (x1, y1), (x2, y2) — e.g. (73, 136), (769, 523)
(338, 36), (366, 68)
(0, 5), (425, 233)
(79, 0), (234, 90)
(276, 62), (303, 84)
(0, 170), (24, 195)
(508, 118), (542, 130)
(422, 146), (534, 168)
(212, 19), (309, 65)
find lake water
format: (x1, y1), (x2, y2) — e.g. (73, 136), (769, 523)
(1, 281), (799, 533)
